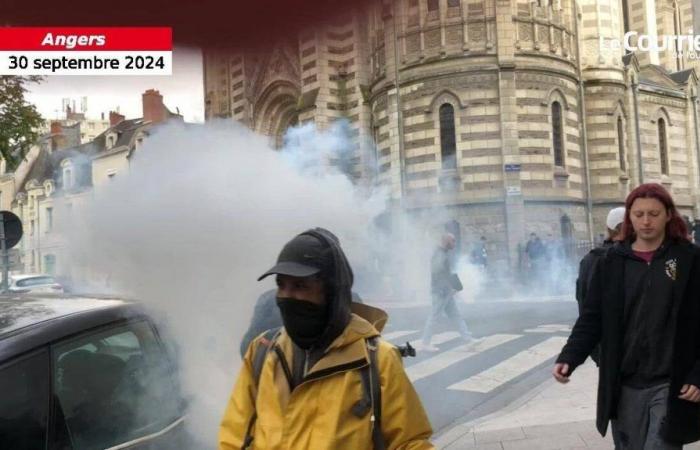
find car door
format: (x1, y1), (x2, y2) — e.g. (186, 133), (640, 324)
(50, 319), (187, 450)
(0, 349), (51, 449)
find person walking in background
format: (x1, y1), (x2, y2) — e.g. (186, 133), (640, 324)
(470, 236), (488, 269)
(525, 232), (546, 286)
(418, 232), (474, 352)
(553, 183), (700, 449)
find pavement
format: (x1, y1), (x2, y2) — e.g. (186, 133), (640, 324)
(432, 361), (700, 450)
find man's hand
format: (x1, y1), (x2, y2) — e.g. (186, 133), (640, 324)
(679, 384), (700, 402)
(552, 363), (570, 384)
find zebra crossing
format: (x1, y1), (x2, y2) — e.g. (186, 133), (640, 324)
(447, 336), (568, 393)
(406, 334), (520, 383)
(381, 324), (572, 395)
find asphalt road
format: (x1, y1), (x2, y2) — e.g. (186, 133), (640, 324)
(380, 299), (580, 434)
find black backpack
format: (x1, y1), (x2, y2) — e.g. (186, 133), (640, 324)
(242, 328), (385, 450)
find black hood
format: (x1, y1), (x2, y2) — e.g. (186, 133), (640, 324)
(298, 227), (354, 352)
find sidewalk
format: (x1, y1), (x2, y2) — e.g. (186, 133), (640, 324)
(433, 361), (700, 449)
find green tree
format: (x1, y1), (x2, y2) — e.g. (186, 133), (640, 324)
(0, 76), (44, 171)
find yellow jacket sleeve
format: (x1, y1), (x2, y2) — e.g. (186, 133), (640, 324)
(378, 342), (435, 450)
(218, 341), (258, 450)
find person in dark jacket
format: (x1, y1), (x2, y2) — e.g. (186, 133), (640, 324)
(470, 236), (488, 267)
(575, 206), (625, 365)
(553, 183), (700, 449)
(418, 233), (473, 352)
(524, 232), (546, 286)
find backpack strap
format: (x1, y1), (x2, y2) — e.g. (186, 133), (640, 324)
(242, 327), (281, 450)
(366, 336), (386, 450)
(252, 327), (281, 385)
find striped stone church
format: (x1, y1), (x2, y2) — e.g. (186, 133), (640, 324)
(203, 0), (700, 267)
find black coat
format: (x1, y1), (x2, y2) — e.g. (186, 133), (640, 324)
(557, 240), (700, 444)
(575, 242), (613, 308)
(574, 242), (612, 366)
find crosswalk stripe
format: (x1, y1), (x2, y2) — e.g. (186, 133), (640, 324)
(407, 334), (521, 383)
(382, 330), (418, 341)
(447, 336), (568, 393)
(523, 324), (572, 333)
(430, 331), (461, 345)
(382, 330), (460, 345)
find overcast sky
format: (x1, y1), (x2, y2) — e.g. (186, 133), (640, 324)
(25, 46), (205, 123)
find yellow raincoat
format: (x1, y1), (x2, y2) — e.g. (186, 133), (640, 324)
(218, 304), (434, 450)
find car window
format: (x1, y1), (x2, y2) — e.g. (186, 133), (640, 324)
(16, 276), (56, 287)
(52, 320), (182, 450)
(0, 350), (49, 450)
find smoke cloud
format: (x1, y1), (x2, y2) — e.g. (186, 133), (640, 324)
(55, 120), (441, 446)
(53, 118), (578, 446)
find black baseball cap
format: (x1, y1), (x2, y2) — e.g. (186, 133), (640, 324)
(258, 234), (331, 281)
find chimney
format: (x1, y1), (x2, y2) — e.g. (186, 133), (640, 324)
(65, 106), (84, 122)
(50, 121), (64, 151)
(142, 89), (167, 124)
(109, 111), (125, 126)
(50, 121), (63, 135)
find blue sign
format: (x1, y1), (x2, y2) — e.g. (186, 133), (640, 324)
(504, 164), (521, 172)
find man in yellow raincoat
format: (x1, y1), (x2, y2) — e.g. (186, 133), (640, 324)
(219, 228), (434, 450)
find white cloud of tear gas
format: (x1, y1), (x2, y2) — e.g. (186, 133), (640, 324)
(47, 114), (580, 445)
(56, 116), (564, 445)
(453, 258), (487, 304)
(55, 119), (444, 447)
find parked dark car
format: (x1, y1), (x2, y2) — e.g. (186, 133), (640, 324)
(0, 294), (187, 450)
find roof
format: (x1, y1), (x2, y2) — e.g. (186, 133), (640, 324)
(17, 114), (179, 195)
(638, 64), (679, 90)
(19, 141), (99, 193)
(669, 69), (695, 85)
(89, 118), (152, 161)
(114, 118), (147, 148)
(0, 294), (146, 363)
(20, 147), (52, 191)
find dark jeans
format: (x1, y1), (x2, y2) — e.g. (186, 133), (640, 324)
(611, 383), (681, 450)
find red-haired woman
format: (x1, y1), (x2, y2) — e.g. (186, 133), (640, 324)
(553, 183), (700, 449)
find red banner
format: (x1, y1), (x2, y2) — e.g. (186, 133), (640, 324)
(0, 27), (172, 51)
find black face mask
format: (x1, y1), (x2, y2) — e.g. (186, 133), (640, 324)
(276, 297), (329, 350)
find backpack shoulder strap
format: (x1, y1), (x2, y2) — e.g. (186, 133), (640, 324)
(252, 327), (281, 386)
(242, 327), (281, 450)
(366, 336), (386, 450)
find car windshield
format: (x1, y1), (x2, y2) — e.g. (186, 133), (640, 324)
(52, 320), (182, 449)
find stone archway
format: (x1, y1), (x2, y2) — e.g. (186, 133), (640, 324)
(253, 80), (300, 149)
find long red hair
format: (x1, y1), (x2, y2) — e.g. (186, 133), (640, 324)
(622, 183), (689, 242)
